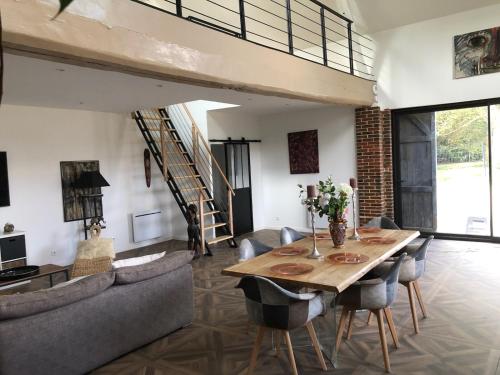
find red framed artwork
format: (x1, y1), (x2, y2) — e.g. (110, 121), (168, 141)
(287, 130), (319, 174)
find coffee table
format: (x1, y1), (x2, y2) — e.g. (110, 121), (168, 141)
(0, 264), (70, 288)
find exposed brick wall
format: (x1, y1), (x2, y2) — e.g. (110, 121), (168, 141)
(355, 107), (394, 225)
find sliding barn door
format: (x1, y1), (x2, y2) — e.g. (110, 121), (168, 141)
(396, 112), (437, 231)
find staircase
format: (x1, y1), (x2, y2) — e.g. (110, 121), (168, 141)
(132, 104), (237, 252)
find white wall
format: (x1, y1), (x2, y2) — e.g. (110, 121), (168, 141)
(374, 4), (500, 109)
(207, 106), (357, 233)
(207, 110), (265, 231)
(259, 106), (357, 231)
(0, 105), (177, 266)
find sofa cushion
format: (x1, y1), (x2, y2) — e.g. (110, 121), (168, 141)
(0, 272), (115, 321)
(115, 250), (194, 285)
(112, 251), (166, 269)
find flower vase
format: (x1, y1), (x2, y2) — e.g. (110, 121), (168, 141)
(329, 220), (347, 248)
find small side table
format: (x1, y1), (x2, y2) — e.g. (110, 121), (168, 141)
(0, 264), (70, 289)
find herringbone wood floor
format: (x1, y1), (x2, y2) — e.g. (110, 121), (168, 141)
(8, 230), (490, 375)
(90, 231), (500, 375)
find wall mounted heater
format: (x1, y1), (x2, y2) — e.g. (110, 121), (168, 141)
(132, 209), (163, 243)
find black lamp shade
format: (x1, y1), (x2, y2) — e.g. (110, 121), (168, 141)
(73, 171), (110, 189)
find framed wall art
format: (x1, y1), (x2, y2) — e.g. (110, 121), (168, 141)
(454, 26), (500, 78)
(287, 130), (319, 174)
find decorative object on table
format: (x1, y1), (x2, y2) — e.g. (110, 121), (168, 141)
(327, 252), (369, 264)
(144, 148), (151, 188)
(309, 233), (331, 240)
(0, 152), (10, 207)
(358, 227), (382, 234)
(73, 171), (109, 239)
(271, 246), (308, 256)
(72, 221), (115, 278)
(299, 176), (353, 248)
(348, 177), (360, 241)
(361, 237), (397, 245)
(270, 263), (314, 276)
(288, 130), (319, 174)
(3, 222), (14, 233)
(61, 161), (110, 239)
(0, 265), (40, 281)
(454, 26), (500, 79)
(298, 184), (323, 259)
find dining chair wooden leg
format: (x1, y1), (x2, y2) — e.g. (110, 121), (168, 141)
(248, 326), (266, 375)
(383, 307), (399, 348)
(367, 311), (373, 325)
(406, 282), (420, 334)
(274, 330), (282, 357)
(284, 331), (299, 375)
(375, 309), (391, 373)
(347, 310), (356, 339)
(336, 306), (350, 353)
(413, 280), (428, 318)
(306, 321), (328, 371)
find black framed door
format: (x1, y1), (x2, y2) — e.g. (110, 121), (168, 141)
(395, 112), (437, 231)
(211, 142), (254, 236)
(393, 97), (500, 242)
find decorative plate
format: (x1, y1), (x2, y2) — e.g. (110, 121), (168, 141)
(272, 247), (308, 256)
(358, 227), (382, 234)
(360, 237), (397, 245)
(310, 233), (331, 240)
(327, 253), (369, 264)
(0, 266), (40, 281)
(270, 263), (314, 275)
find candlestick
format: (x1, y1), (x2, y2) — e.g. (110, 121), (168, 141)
(306, 185), (317, 199)
(307, 199), (324, 260)
(348, 188), (361, 241)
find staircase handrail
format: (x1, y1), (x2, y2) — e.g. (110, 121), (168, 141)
(180, 103), (235, 196)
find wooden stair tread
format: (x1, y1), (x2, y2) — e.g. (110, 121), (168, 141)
(204, 223), (226, 230)
(187, 198), (214, 204)
(141, 116), (170, 121)
(203, 210), (220, 216)
(169, 163), (194, 166)
(180, 186), (207, 191)
(208, 235), (233, 245)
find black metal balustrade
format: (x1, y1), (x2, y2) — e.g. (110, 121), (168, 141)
(131, 0), (375, 79)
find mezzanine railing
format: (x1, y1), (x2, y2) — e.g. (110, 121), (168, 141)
(131, 0), (375, 79)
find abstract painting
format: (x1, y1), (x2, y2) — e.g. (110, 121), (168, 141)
(454, 26), (500, 78)
(288, 130), (319, 174)
(60, 160), (102, 222)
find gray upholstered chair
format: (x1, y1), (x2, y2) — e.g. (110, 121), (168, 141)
(368, 236), (433, 334)
(238, 239), (273, 262)
(237, 276), (327, 375)
(364, 216), (401, 230)
(280, 227), (306, 246)
(335, 253), (407, 373)
(364, 216), (421, 253)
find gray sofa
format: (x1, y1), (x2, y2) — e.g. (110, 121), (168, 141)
(0, 250), (194, 375)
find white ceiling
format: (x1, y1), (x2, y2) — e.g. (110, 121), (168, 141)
(327, 0), (499, 34)
(2, 53), (329, 116)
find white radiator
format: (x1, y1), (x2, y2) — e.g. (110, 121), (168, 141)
(132, 209), (163, 243)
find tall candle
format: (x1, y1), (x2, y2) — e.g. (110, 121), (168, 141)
(306, 185), (317, 198)
(349, 177), (357, 189)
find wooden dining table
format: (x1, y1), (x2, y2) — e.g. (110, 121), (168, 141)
(221, 228), (420, 366)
